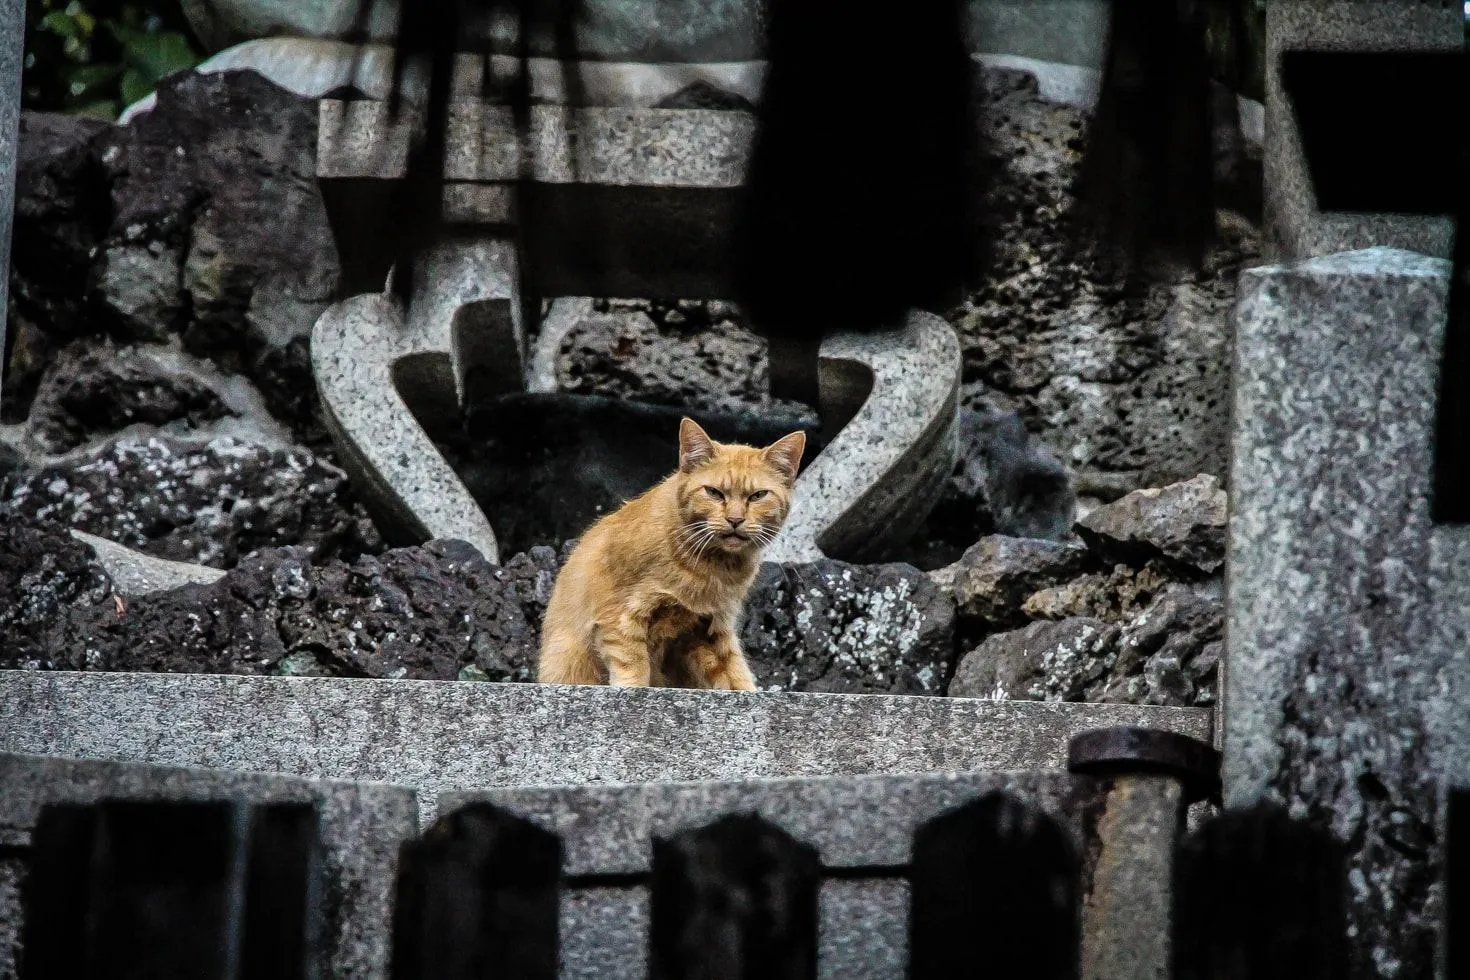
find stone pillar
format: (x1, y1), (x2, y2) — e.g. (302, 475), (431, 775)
(0, 0), (21, 407)
(1226, 247), (1470, 978)
(1263, 0), (1461, 262)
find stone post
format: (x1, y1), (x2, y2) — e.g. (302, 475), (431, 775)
(1226, 247), (1470, 978)
(0, 0), (22, 407)
(1263, 0), (1461, 262)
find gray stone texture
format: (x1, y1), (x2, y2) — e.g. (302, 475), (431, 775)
(0, 670), (1211, 820)
(952, 586), (1221, 709)
(767, 311), (962, 564)
(1263, 1), (1461, 263)
(0, 0), (22, 410)
(1075, 474), (1228, 574)
(956, 66), (1257, 502)
(180, 0), (1109, 66)
(313, 290), (502, 562)
(1226, 248), (1458, 977)
(9, 338), (292, 455)
(936, 534), (1090, 629)
(318, 102), (753, 186)
(544, 298), (814, 427)
(0, 751), (417, 978)
(740, 560), (956, 695)
(69, 529), (225, 595)
(447, 770), (1103, 875)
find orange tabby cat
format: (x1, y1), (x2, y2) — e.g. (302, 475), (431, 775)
(537, 418), (806, 690)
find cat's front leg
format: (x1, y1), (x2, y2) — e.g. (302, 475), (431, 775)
(599, 618), (654, 688)
(703, 630), (758, 692)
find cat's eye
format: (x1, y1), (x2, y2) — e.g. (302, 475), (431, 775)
(748, 490), (770, 502)
(703, 486), (725, 501)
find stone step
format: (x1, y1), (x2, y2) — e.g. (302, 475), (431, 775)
(0, 671), (1209, 825)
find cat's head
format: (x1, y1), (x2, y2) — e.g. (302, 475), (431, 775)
(673, 417), (806, 558)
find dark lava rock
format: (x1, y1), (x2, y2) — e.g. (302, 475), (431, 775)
(948, 585), (1221, 707)
(3, 434), (382, 569)
(10, 71), (338, 445)
(448, 391), (818, 556)
(18, 339), (258, 454)
(954, 65), (1257, 497)
(934, 534), (1091, 630)
(896, 408), (1078, 569)
(1021, 560), (1180, 622)
(1074, 474), (1227, 573)
(553, 301), (816, 425)
(652, 81), (756, 111)
(949, 617), (1118, 702)
(0, 514), (115, 668)
(741, 560), (956, 695)
(4, 536), (560, 681)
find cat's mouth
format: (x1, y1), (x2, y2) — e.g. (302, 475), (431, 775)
(719, 530), (751, 542)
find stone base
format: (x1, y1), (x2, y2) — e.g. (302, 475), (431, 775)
(0, 670), (1210, 827)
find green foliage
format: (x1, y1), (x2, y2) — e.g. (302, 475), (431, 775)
(22, 0), (204, 118)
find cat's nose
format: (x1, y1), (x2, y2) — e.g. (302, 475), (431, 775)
(727, 516), (745, 528)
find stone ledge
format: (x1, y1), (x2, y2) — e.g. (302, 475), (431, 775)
(0, 671), (1210, 823)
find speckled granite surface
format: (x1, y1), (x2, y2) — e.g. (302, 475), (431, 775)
(319, 102), (754, 186)
(310, 237), (519, 562)
(1226, 247), (1464, 977)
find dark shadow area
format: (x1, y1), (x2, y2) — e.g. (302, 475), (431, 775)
(438, 392), (822, 555)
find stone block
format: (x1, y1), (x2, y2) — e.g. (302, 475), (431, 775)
(1227, 247), (1470, 977)
(0, 670), (1211, 826)
(1263, 1), (1461, 262)
(0, 751), (417, 978)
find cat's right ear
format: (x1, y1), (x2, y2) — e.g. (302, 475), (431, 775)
(679, 417), (716, 472)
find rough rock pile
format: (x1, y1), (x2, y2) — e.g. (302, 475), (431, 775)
(2, 471), (1222, 703)
(943, 474), (1226, 707)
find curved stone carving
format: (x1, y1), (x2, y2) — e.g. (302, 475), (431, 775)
(766, 311), (962, 564)
(311, 238), (520, 563)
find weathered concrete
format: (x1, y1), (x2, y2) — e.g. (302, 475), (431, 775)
(70, 529), (225, 595)
(768, 311), (961, 564)
(0, 0), (22, 409)
(0, 751), (417, 978)
(1226, 247), (1468, 978)
(1263, 1), (1461, 262)
(0, 670), (1211, 826)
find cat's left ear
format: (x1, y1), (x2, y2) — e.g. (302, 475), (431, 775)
(679, 417), (717, 472)
(762, 431), (807, 485)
